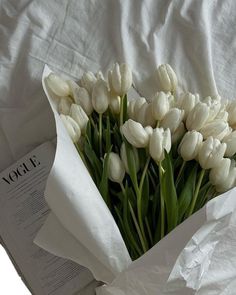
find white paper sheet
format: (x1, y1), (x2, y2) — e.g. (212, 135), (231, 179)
(0, 142), (95, 295)
(95, 188), (236, 294)
(34, 65), (131, 284)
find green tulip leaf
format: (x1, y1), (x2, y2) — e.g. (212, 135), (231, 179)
(161, 151), (178, 232)
(178, 163), (198, 223)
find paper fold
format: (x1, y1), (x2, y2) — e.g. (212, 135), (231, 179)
(34, 65), (131, 284)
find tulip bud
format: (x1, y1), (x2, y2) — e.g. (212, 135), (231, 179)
(145, 103), (156, 127)
(109, 63), (132, 96)
(198, 137), (226, 169)
(120, 143), (140, 174)
(121, 119), (149, 148)
(152, 91), (170, 121)
(96, 70), (105, 81)
(108, 152), (125, 183)
(58, 97), (73, 115)
(67, 80), (79, 96)
(215, 109), (228, 121)
(149, 128), (171, 162)
(60, 114), (81, 143)
(109, 93), (121, 114)
(210, 158), (236, 192)
(160, 108), (184, 133)
(203, 97), (221, 122)
(186, 102), (210, 131)
(80, 71), (97, 94)
(223, 131), (236, 157)
(144, 126), (154, 138)
(70, 104), (89, 134)
(172, 122), (186, 144)
(72, 86), (93, 116)
(92, 79), (109, 114)
(136, 102), (156, 127)
(178, 92), (199, 120)
(200, 120), (230, 140)
(178, 131), (203, 161)
(227, 101), (236, 129)
(133, 97), (147, 120)
(46, 73), (70, 97)
(156, 64), (178, 92)
(127, 100), (136, 120)
(136, 102), (149, 126)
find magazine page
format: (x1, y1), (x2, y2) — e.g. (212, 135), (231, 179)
(0, 142), (96, 295)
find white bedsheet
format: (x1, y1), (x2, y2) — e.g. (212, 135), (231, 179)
(1, 0), (236, 170)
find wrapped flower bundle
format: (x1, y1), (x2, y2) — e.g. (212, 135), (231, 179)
(46, 63), (236, 260)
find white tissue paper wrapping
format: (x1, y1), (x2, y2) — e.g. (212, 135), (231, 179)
(35, 65), (236, 295)
(34, 65), (131, 284)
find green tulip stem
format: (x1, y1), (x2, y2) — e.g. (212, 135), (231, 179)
(99, 113), (103, 157)
(136, 156), (151, 251)
(120, 183), (147, 253)
(188, 169), (205, 217)
(158, 161), (165, 239)
(145, 216), (154, 246)
(119, 94), (125, 127)
(175, 160), (186, 187)
(139, 156), (151, 192)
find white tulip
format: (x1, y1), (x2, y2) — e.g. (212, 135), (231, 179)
(161, 108), (184, 133)
(172, 122), (186, 144)
(215, 109), (228, 121)
(109, 93), (121, 114)
(136, 102), (148, 126)
(67, 80), (79, 96)
(109, 63), (132, 96)
(144, 126), (154, 138)
(46, 73), (70, 97)
(198, 137), (226, 169)
(92, 79), (109, 114)
(178, 92), (199, 119)
(200, 120), (230, 140)
(227, 101), (236, 128)
(186, 102), (210, 131)
(156, 64), (178, 92)
(136, 102), (156, 127)
(145, 103), (156, 127)
(108, 152), (125, 183)
(80, 71), (97, 94)
(149, 128), (171, 162)
(72, 86), (93, 115)
(133, 97), (147, 120)
(120, 143), (140, 174)
(121, 119), (149, 148)
(210, 158), (236, 192)
(152, 91), (170, 121)
(127, 100), (136, 120)
(178, 131), (203, 161)
(58, 97), (73, 115)
(209, 158), (231, 186)
(203, 97), (221, 122)
(60, 114), (81, 143)
(223, 131), (236, 157)
(96, 70), (105, 81)
(70, 104), (89, 134)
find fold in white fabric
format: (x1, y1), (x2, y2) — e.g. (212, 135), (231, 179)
(1, 0), (236, 169)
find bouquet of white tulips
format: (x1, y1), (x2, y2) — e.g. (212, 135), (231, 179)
(45, 63), (236, 260)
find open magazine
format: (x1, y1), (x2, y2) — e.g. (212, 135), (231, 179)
(0, 141), (98, 295)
